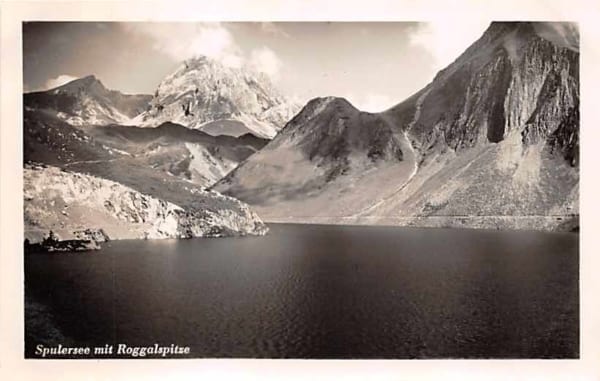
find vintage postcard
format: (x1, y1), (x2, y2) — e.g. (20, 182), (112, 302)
(1, 0), (598, 380)
(22, 19), (580, 358)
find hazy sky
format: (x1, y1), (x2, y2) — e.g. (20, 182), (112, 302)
(23, 21), (489, 112)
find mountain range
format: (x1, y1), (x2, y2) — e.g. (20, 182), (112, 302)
(22, 57), (294, 244)
(213, 22), (579, 231)
(23, 22), (580, 243)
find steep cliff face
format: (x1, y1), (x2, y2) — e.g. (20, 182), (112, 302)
(24, 75), (152, 126)
(215, 22), (579, 231)
(368, 21), (579, 229)
(24, 164), (268, 244)
(386, 22), (579, 157)
(134, 56), (300, 139)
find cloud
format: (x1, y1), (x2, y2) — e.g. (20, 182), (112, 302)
(249, 47), (283, 79)
(124, 22), (244, 68)
(409, 21), (489, 70)
(124, 22), (286, 79)
(347, 93), (396, 113)
(44, 74), (78, 90)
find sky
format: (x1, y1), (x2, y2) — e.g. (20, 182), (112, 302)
(23, 21), (489, 112)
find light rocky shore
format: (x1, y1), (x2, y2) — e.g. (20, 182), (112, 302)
(24, 164), (267, 250)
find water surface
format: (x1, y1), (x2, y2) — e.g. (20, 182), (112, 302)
(25, 224), (579, 358)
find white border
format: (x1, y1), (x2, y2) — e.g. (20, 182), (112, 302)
(2, 1), (599, 380)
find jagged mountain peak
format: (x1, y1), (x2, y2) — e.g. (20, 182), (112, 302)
(136, 55), (300, 139)
(157, 55), (281, 100)
(172, 55), (240, 75)
(172, 55), (273, 82)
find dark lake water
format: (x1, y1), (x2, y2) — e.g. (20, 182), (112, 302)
(25, 224), (579, 358)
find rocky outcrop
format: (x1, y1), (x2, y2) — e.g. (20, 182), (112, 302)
(24, 164), (268, 248)
(214, 22), (579, 231)
(73, 228), (110, 242)
(134, 56), (300, 138)
(25, 231), (101, 253)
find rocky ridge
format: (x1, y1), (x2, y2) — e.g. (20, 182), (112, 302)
(24, 108), (268, 189)
(214, 22), (579, 231)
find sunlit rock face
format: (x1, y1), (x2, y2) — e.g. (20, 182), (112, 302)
(135, 56), (300, 139)
(24, 164), (268, 245)
(215, 22), (579, 231)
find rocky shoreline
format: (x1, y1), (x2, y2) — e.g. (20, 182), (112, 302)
(24, 164), (268, 253)
(262, 215), (579, 233)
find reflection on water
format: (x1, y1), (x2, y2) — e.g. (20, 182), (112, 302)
(25, 224), (579, 358)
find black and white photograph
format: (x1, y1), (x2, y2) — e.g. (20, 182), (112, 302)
(19, 19), (581, 360)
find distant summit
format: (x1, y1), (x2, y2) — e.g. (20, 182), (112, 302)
(133, 56), (300, 139)
(24, 75), (152, 126)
